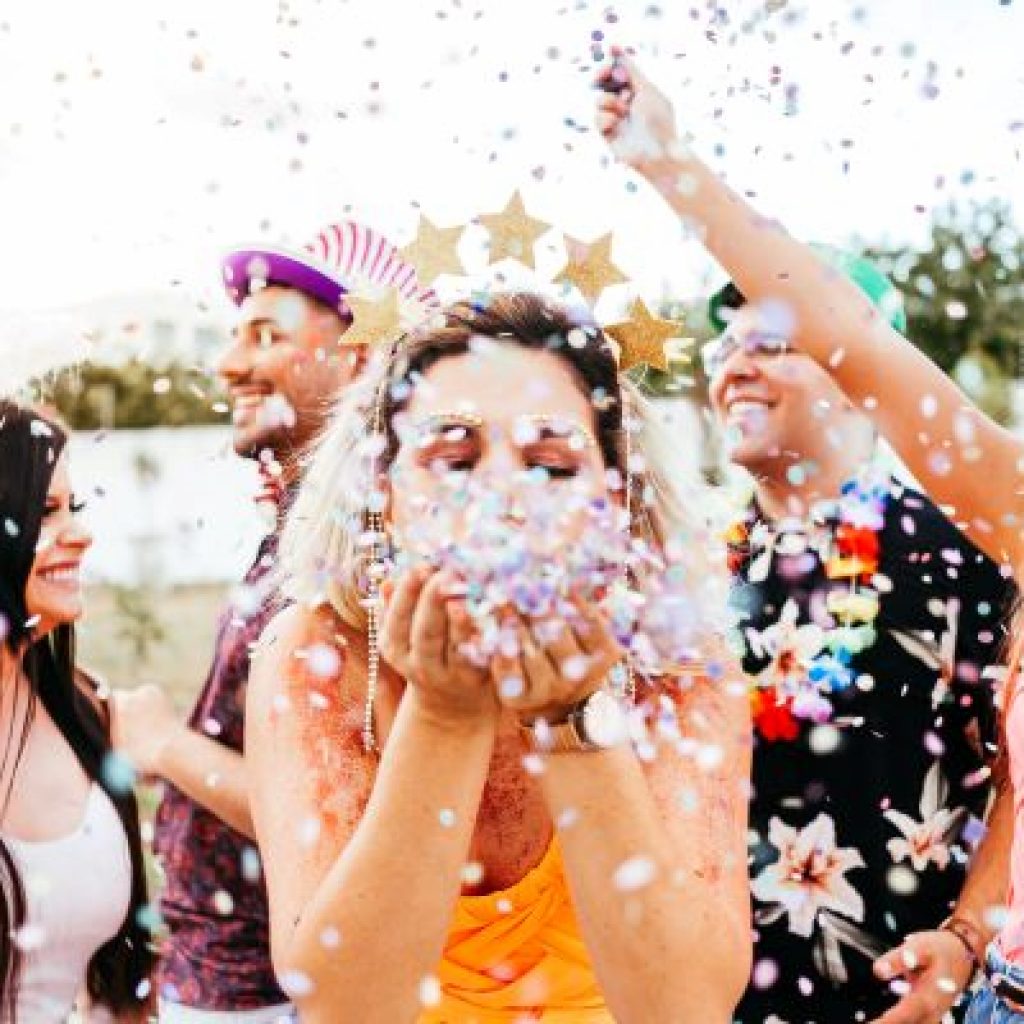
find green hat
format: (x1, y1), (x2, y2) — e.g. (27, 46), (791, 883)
(706, 244), (907, 335)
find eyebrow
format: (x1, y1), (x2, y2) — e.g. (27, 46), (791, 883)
(411, 411), (485, 435)
(410, 412), (596, 450)
(234, 316), (285, 337)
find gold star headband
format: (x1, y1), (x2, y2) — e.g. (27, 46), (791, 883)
(344, 190), (693, 373)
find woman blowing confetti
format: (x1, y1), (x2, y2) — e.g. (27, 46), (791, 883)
(594, 46), (1022, 1024)
(245, 293), (751, 1023)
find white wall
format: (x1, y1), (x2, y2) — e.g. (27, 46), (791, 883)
(71, 426), (264, 587)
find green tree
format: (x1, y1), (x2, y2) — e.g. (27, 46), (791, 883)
(864, 199), (1024, 422)
(33, 360), (229, 430)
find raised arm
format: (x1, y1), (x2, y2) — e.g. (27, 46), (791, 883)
(596, 52), (1024, 570)
(247, 570), (499, 1024)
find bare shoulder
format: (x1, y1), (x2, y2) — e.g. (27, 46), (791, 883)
(248, 602), (373, 840)
(251, 603), (366, 713)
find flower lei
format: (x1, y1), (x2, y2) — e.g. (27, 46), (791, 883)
(726, 470), (890, 740)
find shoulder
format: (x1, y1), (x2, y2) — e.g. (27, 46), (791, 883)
(256, 599), (342, 648)
(249, 603), (369, 752)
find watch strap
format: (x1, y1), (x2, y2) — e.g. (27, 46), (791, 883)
(520, 702), (591, 754)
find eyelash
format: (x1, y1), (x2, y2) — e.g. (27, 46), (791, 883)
(43, 499), (86, 518)
(421, 451), (580, 478)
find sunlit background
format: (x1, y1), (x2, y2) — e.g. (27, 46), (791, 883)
(0, 0), (1020, 693)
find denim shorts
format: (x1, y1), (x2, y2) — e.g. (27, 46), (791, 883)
(966, 944), (1024, 1023)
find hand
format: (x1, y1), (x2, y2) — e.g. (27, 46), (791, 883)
(490, 601), (623, 722)
(870, 929), (975, 1023)
(595, 47), (682, 173)
(110, 684), (181, 778)
(379, 567), (498, 728)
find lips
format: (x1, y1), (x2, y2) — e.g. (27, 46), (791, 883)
(230, 387), (274, 424)
(36, 561), (81, 584)
(727, 399), (772, 416)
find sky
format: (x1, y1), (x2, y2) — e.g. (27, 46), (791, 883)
(0, 0), (1021, 356)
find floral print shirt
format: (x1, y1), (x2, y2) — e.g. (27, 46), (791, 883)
(153, 530), (287, 1010)
(730, 475), (1013, 1023)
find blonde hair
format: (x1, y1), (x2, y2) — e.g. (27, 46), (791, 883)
(278, 293), (727, 636)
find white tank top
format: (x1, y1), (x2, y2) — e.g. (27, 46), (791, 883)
(7, 784), (133, 1023)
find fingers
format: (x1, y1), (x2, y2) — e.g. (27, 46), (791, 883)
(870, 936), (960, 1024)
(408, 571), (455, 680)
(870, 992), (945, 1024)
(874, 944), (916, 983)
(495, 611), (618, 714)
(490, 616), (525, 701)
(597, 94), (631, 117)
(596, 112), (620, 139)
(446, 599), (479, 669)
(571, 601), (623, 660)
(379, 567), (429, 669)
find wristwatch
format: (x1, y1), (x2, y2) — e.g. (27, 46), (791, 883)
(520, 690), (628, 754)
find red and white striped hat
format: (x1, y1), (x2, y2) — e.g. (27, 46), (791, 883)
(221, 220), (437, 320)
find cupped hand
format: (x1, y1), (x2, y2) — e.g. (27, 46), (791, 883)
(379, 567), (498, 728)
(490, 600), (623, 722)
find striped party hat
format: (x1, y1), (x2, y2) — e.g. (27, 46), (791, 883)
(221, 220), (437, 325)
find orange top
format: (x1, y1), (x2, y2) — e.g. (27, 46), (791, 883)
(419, 841), (612, 1023)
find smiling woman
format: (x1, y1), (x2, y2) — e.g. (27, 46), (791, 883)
(0, 399), (152, 1022)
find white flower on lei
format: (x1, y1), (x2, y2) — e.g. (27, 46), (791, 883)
(752, 813), (865, 938)
(885, 761), (967, 871)
(745, 599), (826, 691)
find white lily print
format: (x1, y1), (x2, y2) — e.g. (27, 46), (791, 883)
(885, 761), (967, 871)
(752, 813), (865, 938)
(745, 599), (826, 693)
(889, 596), (959, 709)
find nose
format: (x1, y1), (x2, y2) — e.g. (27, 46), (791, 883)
(59, 515), (92, 552)
(476, 438), (521, 477)
(216, 335), (251, 386)
(710, 347), (761, 411)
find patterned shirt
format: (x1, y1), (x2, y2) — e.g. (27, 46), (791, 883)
(730, 476), (1013, 1024)
(154, 527), (286, 1010)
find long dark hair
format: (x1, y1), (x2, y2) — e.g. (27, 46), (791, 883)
(0, 399), (153, 1020)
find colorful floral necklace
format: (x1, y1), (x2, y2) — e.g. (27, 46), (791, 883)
(726, 470), (890, 741)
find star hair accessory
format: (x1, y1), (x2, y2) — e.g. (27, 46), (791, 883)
(395, 193), (692, 374)
(343, 285), (441, 350)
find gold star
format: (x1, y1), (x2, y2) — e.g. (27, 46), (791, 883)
(554, 232), (629, 304)
(477, 191), (551, 269)
(604, 299), (682, 373)
(342, 288), (403, 349)
(400, 215), (466, 285)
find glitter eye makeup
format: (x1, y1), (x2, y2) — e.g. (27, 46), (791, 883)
(515, 414), (597, 452)
(405, 412), (594, 480)
(411, 410), (485, 446)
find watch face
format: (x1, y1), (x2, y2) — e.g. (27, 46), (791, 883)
(581, 690), (627, 749)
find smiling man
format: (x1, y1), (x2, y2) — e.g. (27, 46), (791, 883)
(703, 257), (1015, 1022)
(111, 221), (435, 1022)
